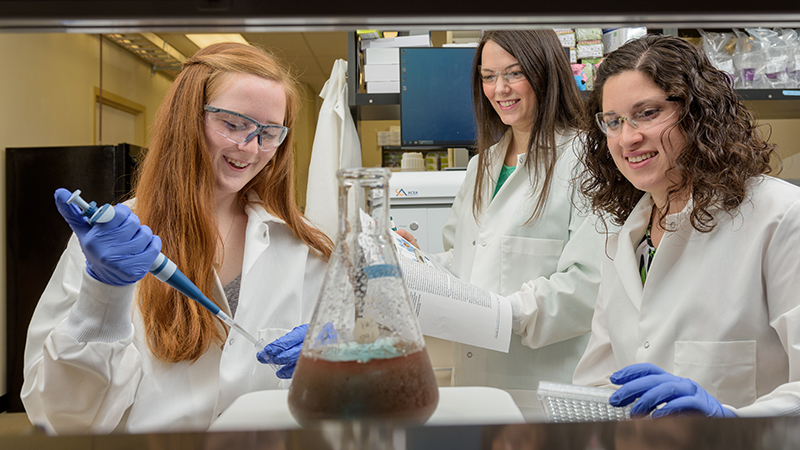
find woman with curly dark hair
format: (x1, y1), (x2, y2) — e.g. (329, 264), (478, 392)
(573, 34), (800, 418)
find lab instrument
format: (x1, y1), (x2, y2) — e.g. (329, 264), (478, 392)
(537, 381), (632, 423)
(66, 189), (264, 350)
(288, 168), (438, 425)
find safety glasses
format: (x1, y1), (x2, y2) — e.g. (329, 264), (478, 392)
(204, 105), (289, 151)
(595, 95), (681, 137)
(478, 64), (527, 85)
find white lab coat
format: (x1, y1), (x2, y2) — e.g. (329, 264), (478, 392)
(573, 176), (800, 417)
(433, 129), (605, 389)
(305, 59), (362, 239)
(22, 198), (327, 434)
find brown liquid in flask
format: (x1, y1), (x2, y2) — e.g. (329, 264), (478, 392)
(288, 168), (439, 425)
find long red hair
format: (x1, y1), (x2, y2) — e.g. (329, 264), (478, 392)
(132, 42), (332, 362)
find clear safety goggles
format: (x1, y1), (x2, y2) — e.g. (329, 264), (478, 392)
(204, 105), (289, 151)
(595, 95), (681, 137)
(478, 64), (527, 85)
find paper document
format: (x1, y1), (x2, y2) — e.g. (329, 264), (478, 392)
(392, 232), (513, 353)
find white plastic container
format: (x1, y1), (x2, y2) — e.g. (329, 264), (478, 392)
(401, 152), (425, 172)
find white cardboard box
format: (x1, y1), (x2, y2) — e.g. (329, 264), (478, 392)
(377, 130), (401, 146)
(365, 48), (400, 65)
(360, 34), (431, 49)
(366, 81), (400, 93)
(602, 27), (647, 55)
(555, 31), (576, 48)
(364, 64), (400, 82)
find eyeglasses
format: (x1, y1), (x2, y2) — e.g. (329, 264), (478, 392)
(478, 64), (527, 85)
(204, 105), (289, 151)
(595, 95), (681, 137)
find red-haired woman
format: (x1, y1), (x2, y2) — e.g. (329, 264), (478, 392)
(23, 42), (331, 434)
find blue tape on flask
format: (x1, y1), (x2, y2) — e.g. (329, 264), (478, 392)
(363, 264), (402, 279)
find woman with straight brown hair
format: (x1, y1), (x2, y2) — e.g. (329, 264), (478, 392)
(399, 30), (606, 396)
(22, 42), (331, 434)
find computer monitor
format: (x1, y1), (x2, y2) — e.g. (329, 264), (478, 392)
(400, 47), (478, 147)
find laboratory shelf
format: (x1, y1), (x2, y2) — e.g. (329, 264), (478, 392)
(353, 93), (400, 106)
(736, 89), (800, 101)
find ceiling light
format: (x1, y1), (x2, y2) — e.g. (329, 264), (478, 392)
(185, 34), (250, 48)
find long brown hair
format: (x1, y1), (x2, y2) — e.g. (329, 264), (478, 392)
(579, 34), (778, 231)
(132, 42), (332, 362)
(470, 29), (585, 223)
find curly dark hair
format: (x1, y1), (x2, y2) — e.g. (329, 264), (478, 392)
(579, 34), (779, 232)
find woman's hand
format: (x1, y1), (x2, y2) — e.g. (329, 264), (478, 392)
(395, 229), (420, 249)
(257, 324), (308, 379)
(54, 188), (161, 286)
(609, 363), (736, 419)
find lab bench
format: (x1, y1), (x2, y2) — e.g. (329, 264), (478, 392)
(2, 414), (799, 449)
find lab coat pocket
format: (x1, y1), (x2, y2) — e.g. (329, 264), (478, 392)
(500, 236), (563, 294)
(673, 340), (756, 408)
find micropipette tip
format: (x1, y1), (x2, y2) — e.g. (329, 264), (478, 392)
(217, 312), (263, 349)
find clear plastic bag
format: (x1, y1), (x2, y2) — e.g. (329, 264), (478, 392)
(698, 29), (735, 85)
(733, 29), (767, 89)
(746, 27), (790, 88)
(778, 28), (800, 88)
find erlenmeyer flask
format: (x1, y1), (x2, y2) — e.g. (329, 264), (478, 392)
(288, 167), (439, 425)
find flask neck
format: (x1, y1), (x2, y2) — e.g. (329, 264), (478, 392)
(337, 169), (391, 239)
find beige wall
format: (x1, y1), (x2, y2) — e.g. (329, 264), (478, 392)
(745, 101), (800, 179)
(0, 33), (173, 399)
(357, 120), (401, 168)
(0, 33), (319, 400)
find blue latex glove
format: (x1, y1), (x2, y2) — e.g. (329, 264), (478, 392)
(609, 363), (737, 419)
(257, 324), (308, 379)
(54, 188), (162, 286)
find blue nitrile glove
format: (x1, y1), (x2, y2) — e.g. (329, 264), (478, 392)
(257, 324), (308, 379)
(609, 363), (737, 419)
(54, 188), (162, 286)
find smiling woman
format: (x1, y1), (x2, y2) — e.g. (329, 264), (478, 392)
(574, 34), (800, 420)
(21, 42), (334, 434)
(600, 73), (689, 216)
(403, 29), (608, 395)
(202, 72), (288, 200)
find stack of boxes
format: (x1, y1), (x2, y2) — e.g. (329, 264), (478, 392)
(378, 126), (403, 170)
(361, 33), (431, 94)
(555, 28), (578, 65)
(574, 28), (604, 91)
(555, 27), (647, 91)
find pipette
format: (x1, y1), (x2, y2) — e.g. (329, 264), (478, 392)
(66, 189), (265, 350)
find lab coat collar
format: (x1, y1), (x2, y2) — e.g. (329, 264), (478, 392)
(614, 193), (696, 310)
(245, 191), (287, 225)
(211, 192), (285, 317)
(242, 192), (286, 285)
(126, 194), (278, 319)
(487, 130), (514, 169)
(614, 195), (651, 308)
(488, 128), (576, 169)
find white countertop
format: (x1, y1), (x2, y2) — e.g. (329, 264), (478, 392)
(209, 386), (525, 431)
